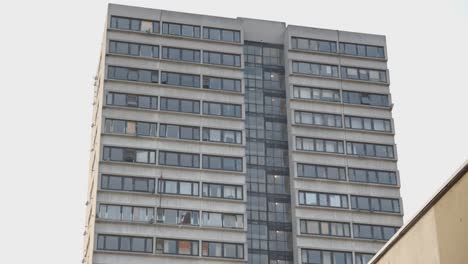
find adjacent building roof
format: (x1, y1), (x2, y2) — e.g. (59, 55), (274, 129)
(370, 160), (468, 263)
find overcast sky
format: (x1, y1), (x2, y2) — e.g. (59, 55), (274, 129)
(0, 0), (466, 263)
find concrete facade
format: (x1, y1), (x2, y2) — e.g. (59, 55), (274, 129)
(83, 4), (403, 264)
(370, 162), (468, 264)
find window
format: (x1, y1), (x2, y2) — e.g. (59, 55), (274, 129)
(159, 124), (200, 141)
(156, 238), (199, 256)
(160, 71), (200, 88)
(345, 116), (392, 132)
(102, 146), (156, 164)
(353, 223), (399, 240)
(203, 51), (241, 67)
(160, 97), (200, 114)
(203, 102), (242, 118)
(355, 253), (374, 264)
(203, 27), (241, 43)
(107, 66), (159, 83)
(348, 168), (398, 185)
(297, 163), (346, 181)
(291, 37), (337, 53)
(293, 86), (340, 102)
(106, 92), (158, 109)
(202, 183), (243, 200)
(342, 91), (390, 107)
(295, 111), (342, 128)
(265, 147), (288, 168)
(262, 48), (283, 66)
(202, 76), (241, 92)
(265, 121), (287, 141)
(264, 96), (286, 116)
(346, 141), (395, 159)
(109, 40), (159, 58)
(202, 128), (242, 144)
(158, 151), (200, 168)
(202, 155), (243, 172)
(339, 42), (385, 58)
(202, 241), (244, 259)
(101, 175), (155, 193)
(300, 219), (350, 237)
(161, 46), (200, 63)
(158, 179), (199, 196)
(301, 249), (352, 264)
(298, 191), (348, 208)
(292, 61), (338, 77)
(296, 137), (344, 154)
(110, 16), (159, 33)
(341, 66), (387, 83)
(202, 212), (244, 229)
(267, 174), (290, 194)
(98, 204), (154, 222)
(105, 119), (157, 137)
(156, 208), (199, 225)
(351, 195), (401, 213)
(97, 234), (153, 253)
(162, 22), (200, 38)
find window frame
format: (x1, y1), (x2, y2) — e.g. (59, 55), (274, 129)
(296, 136), (345, 154)
(346, 141), (395, 159)
(301, 248), (352, 264)
(353, 223), (399, 241)
(161, 22), (201, 38)
(202, 127), (242, 144)
(342, 90), (390, 107)
(344, 115), (393, 133)
(159, 97), (200, 114)
(202, 76), (242, 92)
(296, 163), (347, 181)
(202, 241), (244, 259)
(202, 101), (242, 118)
(102, 146), (156, 164)
(202, 182), (244, 200)
(104, 118), (157, 137)
(292, 85), (341, 103)
(201, 211), (244, 229)
(203, 50), (241, 67)
(340, 66), (387, 83)
(299, 219), (351, 237)
(292, 61), (339, 78)
(158, 150), (200, 168)
(97, 234), (153, 253)
(110, 16), (160, 34)
(155, 238), (199, 256)
(339, 42), (385, 58)
(298, 191), (349, 209)
(106, 92), (158, 109)
(294, 111), (343, 128)
(107, 65), (159, 84)
(202, 154), (243, 172)
(100, 174), (156, 193)
(159, 123), (200, 141)
(157, 179), (199, 197)
(348, 167), (398, 186)
(161, 46), (201, 63)
(350, 195), (401, 214)
(202, 26), (241, 43)
(109, 40), (159, 58)
(156, 207), (200, 226)
(291, 36), (337, 53)
(98, 203), (155, 222)
(160, 71), (200, 88)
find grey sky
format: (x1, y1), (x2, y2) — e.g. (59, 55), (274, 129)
(0, 0), (466, 263)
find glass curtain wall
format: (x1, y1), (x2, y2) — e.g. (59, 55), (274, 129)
(244, 42), (293, 264)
